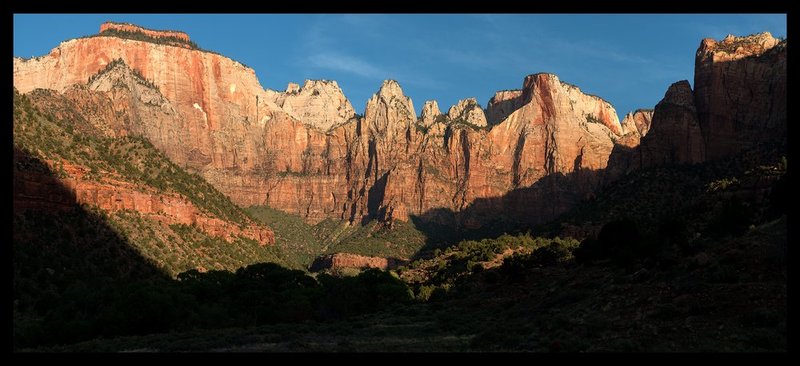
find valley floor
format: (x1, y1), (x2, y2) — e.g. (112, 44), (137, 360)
(30, 217), (785, 352)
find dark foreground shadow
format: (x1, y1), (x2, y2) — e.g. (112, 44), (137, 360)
(14, 146), (169, 348)
(14, 146), (412, 350)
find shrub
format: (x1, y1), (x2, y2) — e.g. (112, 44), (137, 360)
(416, 285), (435, 302)
(98, 28), (199, 49)
(530, 242), (573, 266)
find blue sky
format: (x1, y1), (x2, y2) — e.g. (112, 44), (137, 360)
(14, 14), (786, 117)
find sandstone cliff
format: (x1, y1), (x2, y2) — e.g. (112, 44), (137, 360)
(420, 100), (442, 127)
(486, 90), (523, 126)
(620, 109), (654, 138)
(269, 79), (356, 131)
(309, 253), (407, 272)
(14, 158), (274, 245)
(694, 32), (786, 160)
(13, 26), (628, 229)
(640, 81), (706, 167)
(447, 98), (488, 127)
(99, 22), (191, 44)
(13, 23), (786, 232)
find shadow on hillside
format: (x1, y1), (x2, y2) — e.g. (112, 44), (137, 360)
(13, 146), (171, 348)
(14, 146), (413, 350)
(408, 169), (604, 258)
(407, 135), (788, 261)
(694, 41), (787, 160)
(407, 142), (647, 258)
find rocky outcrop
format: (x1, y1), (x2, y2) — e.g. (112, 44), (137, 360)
(269, 79), (356, 131)
(640, 81), (706, 167)
(694, 32), (787, 160)
(620, 109), (654, 138)
(365, 79), (416, 141)
(285, 82), (300, 94)
(13, 156), (275, 246)
(309, 253), (407, 271)
(355, 79), (420, 222)
(99, 21), (191, 44)
(420, 100), (441, 126)
(447, 98), (488, 127)
(603, 109), (655, 177)
(486, 90), (523, 126)
(454, 73), (624, 226)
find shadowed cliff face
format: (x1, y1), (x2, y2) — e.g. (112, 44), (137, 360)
(606, 33), (786, 177)
(694, 32), (787, 160)
(13, 25), (787, 231)
(641, 81), (706, 167)
(13, 147), (164, 279)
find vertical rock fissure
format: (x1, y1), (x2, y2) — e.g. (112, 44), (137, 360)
(454, 129), (471, 209)
(416, 158), (425, 212)
(544, 119), (558, 175)
(512, 130), (527, 189)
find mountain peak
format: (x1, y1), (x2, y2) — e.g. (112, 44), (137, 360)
(378, 79), (405, 99)
(420, 100), (442, 126)
(447, 97), (487, 127)
(272, 79), (356, 131)
(699, 32), (781, 60)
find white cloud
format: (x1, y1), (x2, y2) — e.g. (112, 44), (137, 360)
(307, 52), (385, 79)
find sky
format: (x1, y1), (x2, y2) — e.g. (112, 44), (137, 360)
(14, 14), (786, 117)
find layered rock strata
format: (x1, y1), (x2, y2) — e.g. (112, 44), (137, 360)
(13, 24), (786, 230)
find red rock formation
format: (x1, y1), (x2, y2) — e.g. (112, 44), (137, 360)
(14, 33), (627, 229)
(603, 109), (654, 178)
(694, 32), (787, 160)
(447, 98), (488, 127)
(420, 100), (442, 127)
(486, 89), (523, 126)
(268, 79), (356, 131)
(620, 109), (654, 139)
(99, 22), (191, 43)
(13, 156), (274, 246)
(20, 24), (783, 232)
(13, 24), (278, 175)
(310, 253), (407, 271)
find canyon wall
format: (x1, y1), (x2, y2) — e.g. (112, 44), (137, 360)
(694, 32), (787, 160)
(13, 152), (275, 246)
(13, 24), (787, 230)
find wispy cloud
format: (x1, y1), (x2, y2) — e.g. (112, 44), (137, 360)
(548, 38), (657, 66)
(298, 16), (447, 90)
(307, 52), (385, 79)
